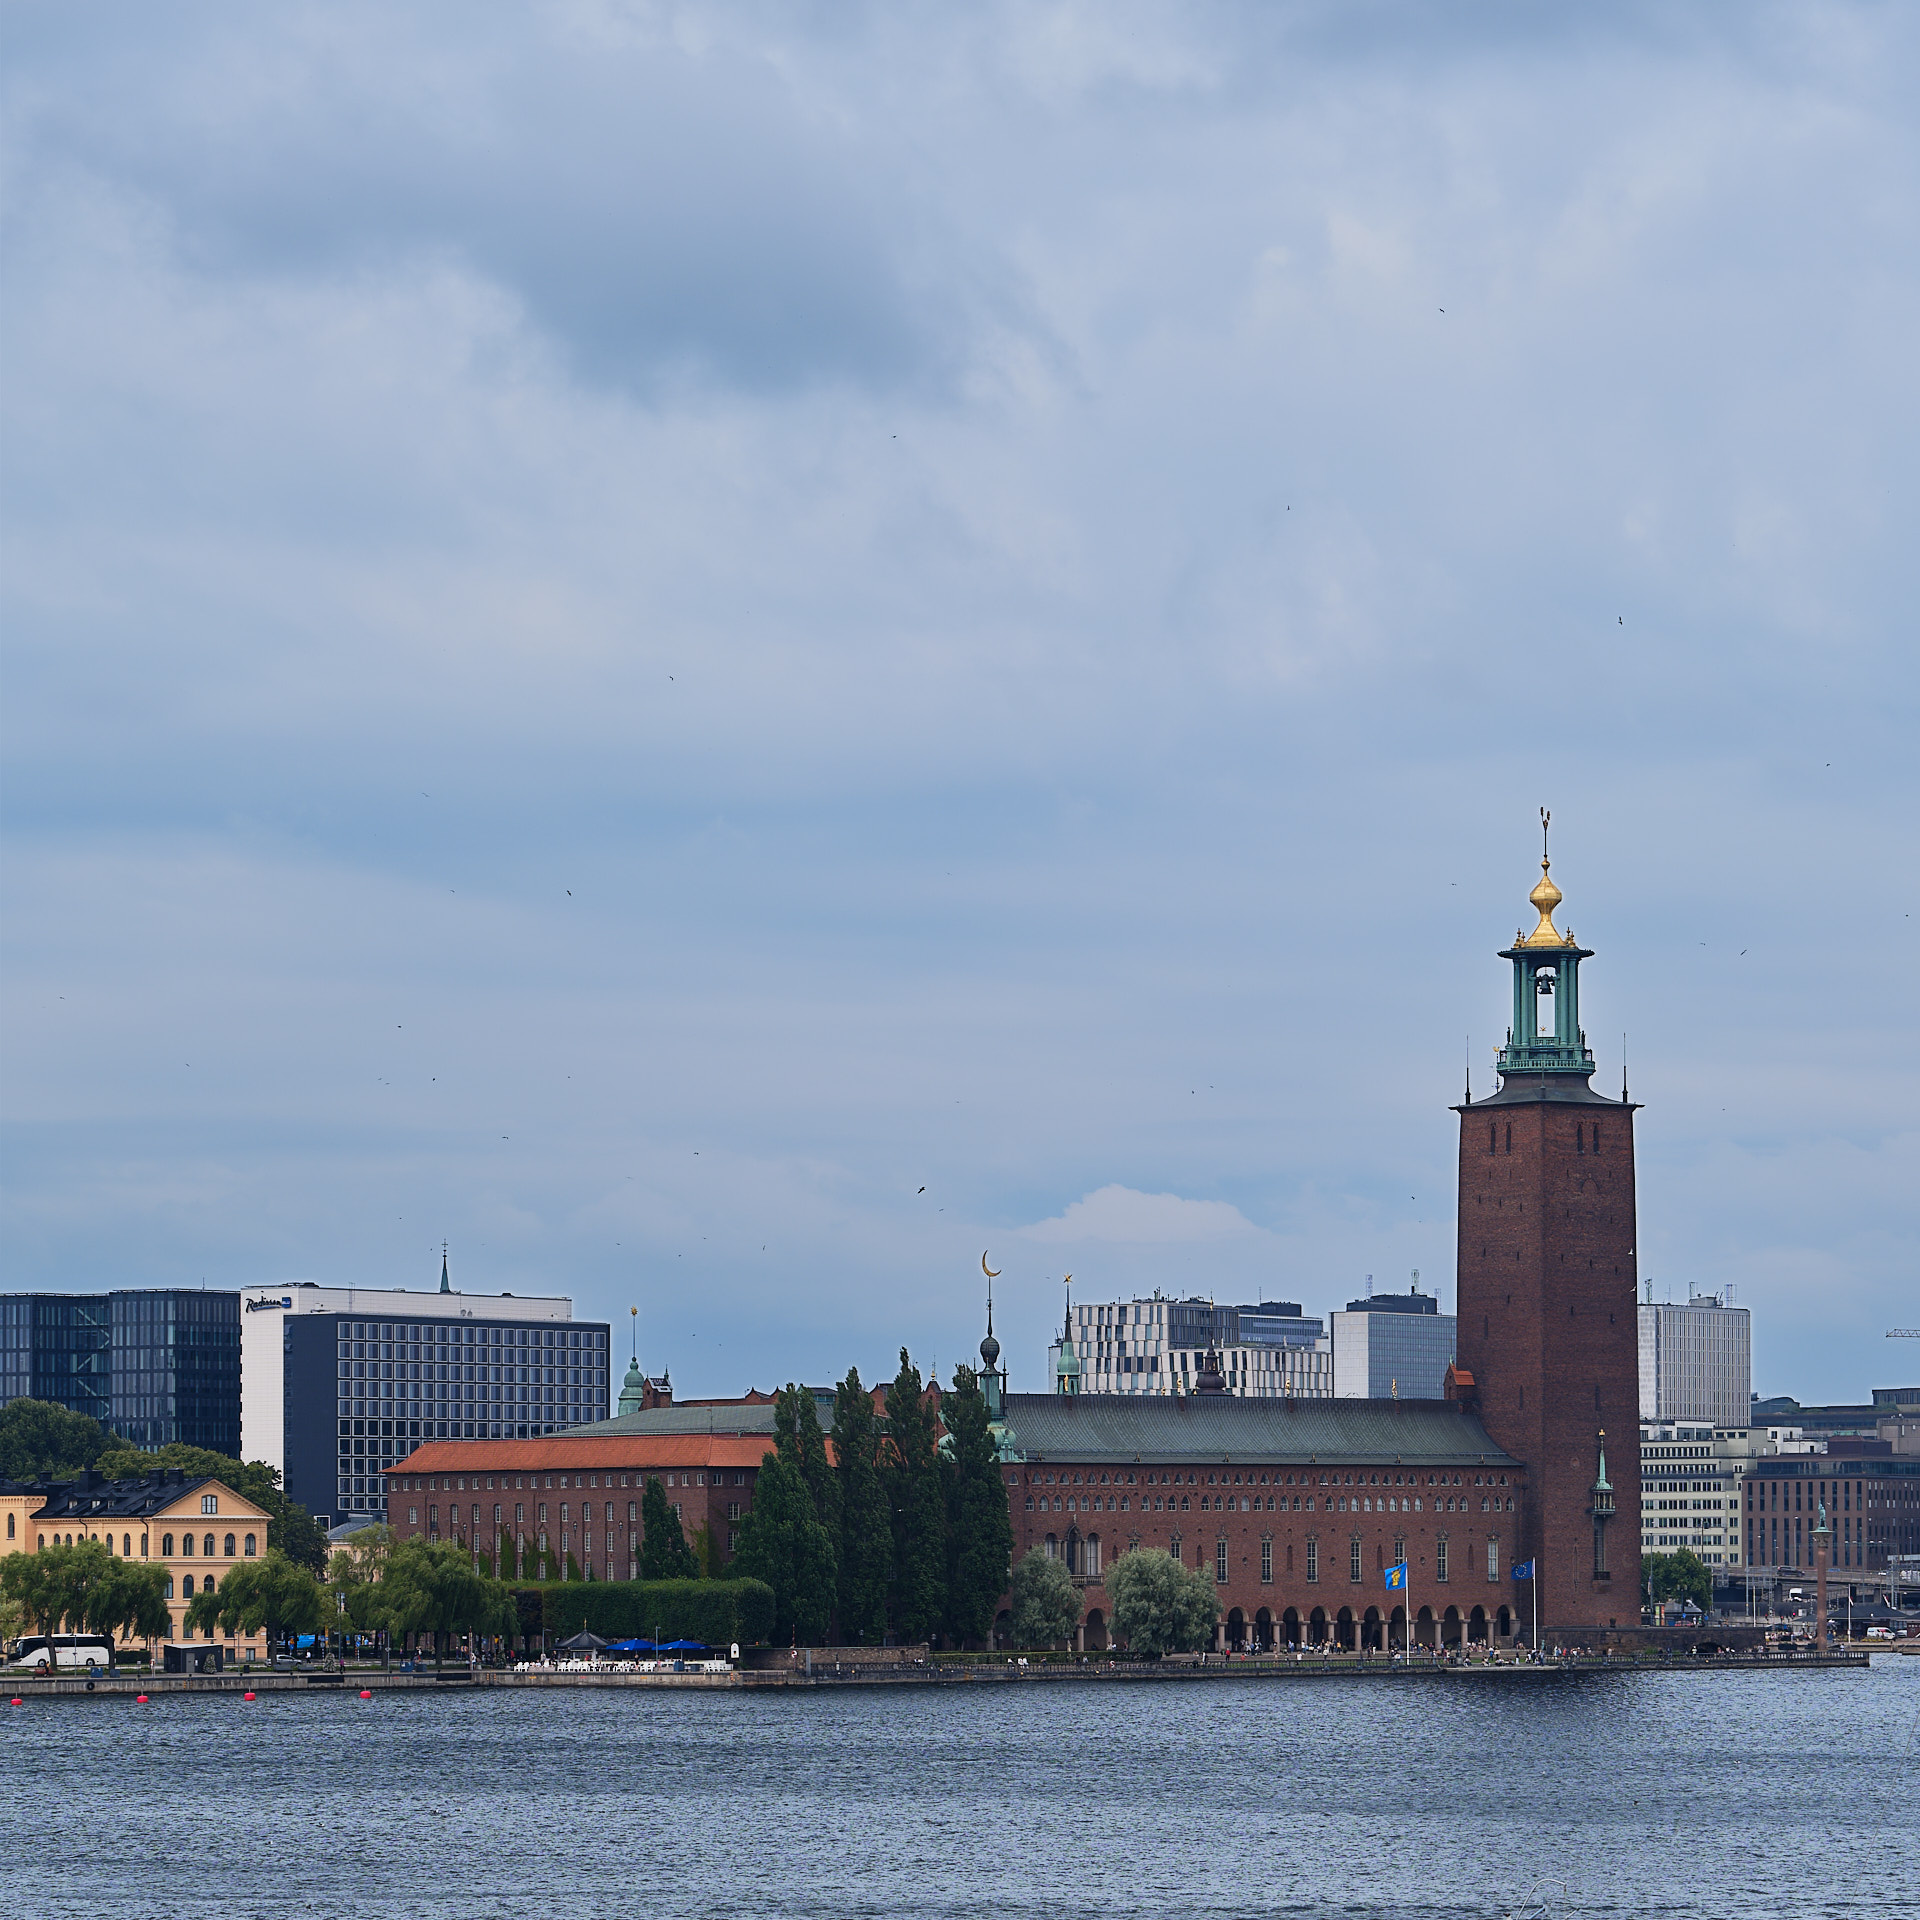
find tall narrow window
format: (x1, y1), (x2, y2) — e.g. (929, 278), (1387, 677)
(1261, 1538), (1273, 1583)
(1305, 1538), (1318, 1583)
(1215, 1539), (1228, 1584)
(1487, 1538), (1500, 1582)
(1349, 1537), (1363, 1583)
(1436, 1536), (1449, 1582)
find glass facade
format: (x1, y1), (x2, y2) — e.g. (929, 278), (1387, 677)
(293, 1311), (611, 1526)
(0, 1290), (241, 1454)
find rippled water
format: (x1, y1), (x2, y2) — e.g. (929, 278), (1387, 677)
(9, 1659), (1918, 1918)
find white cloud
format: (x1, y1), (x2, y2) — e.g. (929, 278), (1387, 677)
(1022, 1185), (1260, 1246)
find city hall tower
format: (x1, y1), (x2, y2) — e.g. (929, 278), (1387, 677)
(1453, 828), (1641, 1634)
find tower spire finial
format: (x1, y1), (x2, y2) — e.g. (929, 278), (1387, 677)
(439, 1243), (450, 1293)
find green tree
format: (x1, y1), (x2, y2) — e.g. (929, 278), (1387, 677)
(85, 1556), (172, 1647)
(730, 1452), (837, 1645)
(186, 1551), (324, 1652)
(1009, 1546), (1082, 1649)
(832, 1366), (892, 1645)
(377, 1536), (517, 1668)
(92, 1443), (328, 1574)
(640, 1477), (699, 1581)
(941, 1364), (1013, 1647)
(1644, 1548), (1711, 1615)
(0, 1399), (117, 1479)
(884, 1349), (946, 1644)
(1, 1539), (86, 1646)
(326, 1525), (394, 1655)
(775, 1383), (841, 1543)
(1107, 1547), (1220, 1655)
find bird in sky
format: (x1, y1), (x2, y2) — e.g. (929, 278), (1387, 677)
(918, 1186), (926, 1193)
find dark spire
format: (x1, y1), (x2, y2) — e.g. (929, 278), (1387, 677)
(439, 1244), (450, 1294)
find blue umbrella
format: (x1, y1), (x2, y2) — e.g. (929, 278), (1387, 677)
(662, 1639), (705, 1651)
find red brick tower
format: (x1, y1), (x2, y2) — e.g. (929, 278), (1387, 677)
(1453, 826), (1641, 1638)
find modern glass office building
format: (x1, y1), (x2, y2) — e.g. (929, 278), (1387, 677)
(240, 1279), (609, 1529)
(0, 1290), (242, 1455)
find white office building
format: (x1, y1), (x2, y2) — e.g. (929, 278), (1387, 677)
(1049, 1294), (1332, 1398)
(1330, 1289), (1457, 1400)
(1639, 1419), (1774, 1570)
(1638, 1292), (1751, 1426)
(240, 1271), (606, 1529)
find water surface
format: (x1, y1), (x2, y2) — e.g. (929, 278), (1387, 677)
(9, 1659), (1917, 1918)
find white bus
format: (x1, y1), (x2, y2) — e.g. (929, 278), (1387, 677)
(7, 1634), (117, 1672)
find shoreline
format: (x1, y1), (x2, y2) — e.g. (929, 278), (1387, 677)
(5, 1647), (1871, 1700)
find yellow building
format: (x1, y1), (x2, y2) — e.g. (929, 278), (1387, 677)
(2, 1468), (274, 1660)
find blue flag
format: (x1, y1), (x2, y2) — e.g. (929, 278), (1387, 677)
(1384, 1561), (1407, 1592)
(1512, 1560), (1535, 1581)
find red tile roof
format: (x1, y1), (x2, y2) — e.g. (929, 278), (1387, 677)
(385, 1433), (780, 1477)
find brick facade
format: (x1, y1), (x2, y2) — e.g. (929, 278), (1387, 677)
(385, 1436), (766, 1579)
(1453, 1090), (1643, 1632)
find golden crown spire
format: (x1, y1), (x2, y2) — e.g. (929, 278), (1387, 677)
(1520, 809), (1574, 947)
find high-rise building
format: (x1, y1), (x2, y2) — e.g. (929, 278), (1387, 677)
(1048, 1294), (1331, 1398)
(239, 1265), (608, 1529)
(1452, 840), (1643, 1634)
(1, 1290), (242, 1456)
(1331, 1289), (1457, 1400)
(1637, 1291), (1751, 1426)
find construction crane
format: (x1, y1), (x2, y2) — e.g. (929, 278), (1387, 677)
(1888, 1329), (1920, 1337)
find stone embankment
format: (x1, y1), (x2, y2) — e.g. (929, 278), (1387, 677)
(4, 1646), (1871, 1702)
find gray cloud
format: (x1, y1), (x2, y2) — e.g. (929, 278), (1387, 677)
(2, 4), (1915, 1403)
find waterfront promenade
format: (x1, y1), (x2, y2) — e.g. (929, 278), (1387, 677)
(6, 1644), (1869, 1701)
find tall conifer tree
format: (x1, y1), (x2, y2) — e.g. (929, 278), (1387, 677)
(640, 1475), (700, 1581)
(831, 1367), (891, 1643)
(731, 1452), (836, 1645)
(884, 1349), (946, 1645)
(776, 1383), (841, 1543)
(941, 1364), (1013, 1646)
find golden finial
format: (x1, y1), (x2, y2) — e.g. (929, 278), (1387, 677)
(1522, 810), (1572, 947)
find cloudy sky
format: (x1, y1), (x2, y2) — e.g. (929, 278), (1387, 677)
(3, 4), (1914, 1407)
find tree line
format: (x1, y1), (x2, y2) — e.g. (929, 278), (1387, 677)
(0, 1399), (330, 1573)
(727, 1352), (1016, 1647)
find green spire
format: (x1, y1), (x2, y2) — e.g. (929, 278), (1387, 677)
(439, 1245), (450, 1294)
(1054, 1275), (1080, 1397)
(1495, 815), (1597, 1083)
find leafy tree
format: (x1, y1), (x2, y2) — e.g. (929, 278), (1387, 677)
(941, 1365), (1013, 1647)
(832, 1366), (892, 1645)
(92, 1443), (328, 1573)
(0, 1399), (118, 1479)
(775, 1383), (840, 1542)
(1, 1539), (86, 1646)
(884, 1349), (946, 1644)
(1107, 1547), (1219, 1655)
(730, 1452), (836, 1646)
(640, 1477), (699, 1581)
(85, 1556), (172, 1646)
(1009, 1547), (1082, 1649)
(377, 1536), (517, 1668)
(186, 1551), (324, 1651)
(1644, 1549), (1711, 1615)
(326, 1525), (394, 1653)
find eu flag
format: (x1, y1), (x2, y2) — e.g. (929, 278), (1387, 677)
(1384, 1561), (1407, 1592)
(1512, 1559), (1535, 1581)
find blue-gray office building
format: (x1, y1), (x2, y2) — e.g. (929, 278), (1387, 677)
(0, 1289), (243, 1455)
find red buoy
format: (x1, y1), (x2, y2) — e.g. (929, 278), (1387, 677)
(136, 1694), (150, 1703)
(359, 1689), (373, 1699)
(8, 1698), (21, 1707)
(243, 1691), (257, 1701)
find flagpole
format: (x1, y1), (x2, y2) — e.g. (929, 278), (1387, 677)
(1532, 1554), (1539, 1658)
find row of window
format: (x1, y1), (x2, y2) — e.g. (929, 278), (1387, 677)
(19, 1524), (257, 1559)
(1009, 1469), (1510, 1490)
(393, 1468), (746, 1494)
(1041, 1532), (1503, 1585)
(1027, 1489), (1514, 1517)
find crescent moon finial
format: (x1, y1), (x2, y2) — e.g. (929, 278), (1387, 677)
(982, 1251), (1001, 1279)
